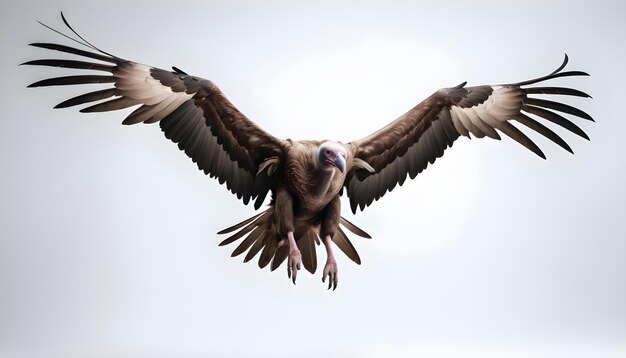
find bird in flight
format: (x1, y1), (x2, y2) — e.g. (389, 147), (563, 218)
(24, 13), (593, 290)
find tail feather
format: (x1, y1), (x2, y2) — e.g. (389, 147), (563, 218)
(231, 226), (264, 257)
(218, 222), (256, 247)
(300, 231), (318, 274)
(340, 217), (371, 238)
(217, 211), (264, 235)
(332, 227), (361, 265)
(271, 245), (289, 271)
(243, 232), (266, 263)
(218, 209), (371, 274)
(258, 237), (277, 269)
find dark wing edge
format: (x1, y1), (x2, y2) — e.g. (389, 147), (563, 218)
(345, 54), (593, 213)
(23, 13), (286, 208)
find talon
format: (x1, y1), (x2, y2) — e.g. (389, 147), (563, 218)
(321, 235), (339, 291)
(287, 248), (302, 285)
(322, 259), (338, 291)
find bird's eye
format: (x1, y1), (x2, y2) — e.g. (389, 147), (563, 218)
(325, 150), (331, 155)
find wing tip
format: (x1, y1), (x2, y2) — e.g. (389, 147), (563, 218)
(562, 142), (574, 154)
(60, 10), (68, 25)
(529, 142), (546, 160)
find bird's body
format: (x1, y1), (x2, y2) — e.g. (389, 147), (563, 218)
(24, 14), (593, 289)
(218, 139), (356, 285)
(283, 140), (344, 216)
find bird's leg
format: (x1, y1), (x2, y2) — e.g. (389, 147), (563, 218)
(321, 235), (338, 290)
(286, 231), (302, 284)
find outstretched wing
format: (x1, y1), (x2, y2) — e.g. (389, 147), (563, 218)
(345, 55), (593, 213)
(24, 14), (286, 208)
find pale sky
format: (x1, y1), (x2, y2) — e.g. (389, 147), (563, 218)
(1, 1), (625, 358)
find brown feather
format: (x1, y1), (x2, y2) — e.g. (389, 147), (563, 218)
(243, 232), (267, 263)
(299, 230), (318, 274)
(217, 212), (264, 235)
(231, 227), (264, 258)
(218, 220), (258, 247)
(331, 227), (361, 265)
(270, 245), (289, 271)
(340, 217), (371, 238)
(258, 236), (277, 269)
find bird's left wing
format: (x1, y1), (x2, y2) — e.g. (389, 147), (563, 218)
(24, 14), (286, 208)
(345, 55), (593, 213)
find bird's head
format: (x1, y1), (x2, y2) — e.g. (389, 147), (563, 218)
(317, 141), (347, 173)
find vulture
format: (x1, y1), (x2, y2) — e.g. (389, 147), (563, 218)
(24, 14), (593, 290)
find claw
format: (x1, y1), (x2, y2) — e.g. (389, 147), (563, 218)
(322, 259), (338, 290)
(287, 248), (302, 285)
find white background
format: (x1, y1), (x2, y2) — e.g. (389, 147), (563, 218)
(2, 1), (624, 357)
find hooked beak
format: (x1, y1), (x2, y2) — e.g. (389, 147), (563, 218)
(333, 155), (346, 173)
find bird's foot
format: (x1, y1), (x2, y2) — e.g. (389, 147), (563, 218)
(322, 258), (338, 290)
(287, 248), (302, 284)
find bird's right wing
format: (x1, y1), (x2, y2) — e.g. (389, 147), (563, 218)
(24, 14), (287, 208)
(345, 55), (593, 213)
